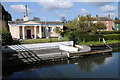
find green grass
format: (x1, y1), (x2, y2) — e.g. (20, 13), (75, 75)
(80, 40), (120, 46)
(23, 37), (69, 44)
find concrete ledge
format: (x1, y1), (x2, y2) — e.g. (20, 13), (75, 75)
(2, 41), (73, 53)
(59, 44), (78, 52)
(75, 45), (83, 49)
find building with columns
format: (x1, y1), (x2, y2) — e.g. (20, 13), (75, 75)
(8, 20), (63, 40)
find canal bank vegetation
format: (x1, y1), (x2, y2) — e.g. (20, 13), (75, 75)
(79, 40), (120, 46)
(22, 37), (69, 44)
(63, 15), (119, 46)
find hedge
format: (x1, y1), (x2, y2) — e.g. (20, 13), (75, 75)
(76, 34), (104, 42)
(71, 34), (120, 42)
(96, 31), (120, 34)
(103, 34), (120, 40)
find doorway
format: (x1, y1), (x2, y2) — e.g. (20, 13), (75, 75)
(27, 29), (31, 39)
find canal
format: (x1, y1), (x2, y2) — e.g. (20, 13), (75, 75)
(2, 47), (120, 79)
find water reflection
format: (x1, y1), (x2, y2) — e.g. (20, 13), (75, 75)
(3, 52), (113, 78)
(74, 53), (112, 72)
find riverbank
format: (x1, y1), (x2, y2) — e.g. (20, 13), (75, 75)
(80, 40), (120, 46)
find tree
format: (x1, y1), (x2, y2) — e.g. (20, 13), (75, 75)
(53, 27), (62, 34)
(95, 22), (106, 31)
(16, 18), (23, 21)
(0, 3), (13, 45)
(61, 17), (67, 23)
(32, 17), (40, 21)
(64, 15), (97, 46)
(53, 27), (63, 40)
(114, 17), (119, 20)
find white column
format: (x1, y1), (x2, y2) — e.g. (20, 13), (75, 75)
(34, 25), (37, 39)
(39, 25), (42, 38)
(45, 26), (48, 38)
(22, 26), (25, 39)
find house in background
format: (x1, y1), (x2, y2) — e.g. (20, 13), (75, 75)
(8, 16), (63, 40)
(91, 14), (113, 31)
(113, 20), (120, 31)
(8, 5), (63, 40)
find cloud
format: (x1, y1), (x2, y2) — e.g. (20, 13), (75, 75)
(54, 11), (66, 17)
(99, 12), (118, 18)
(38, 0), (74, 11)
(1, 0), (118, 2)
(77, 0), (117, 2)
(100, 5), (117, 12)
(80, 9), (89, 14)
(86, 2), (113, 7)
(10, 4), (31, 14)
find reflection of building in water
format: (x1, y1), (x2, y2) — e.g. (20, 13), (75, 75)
(3, 53), (112, 78)
(75, 53), (112, 72)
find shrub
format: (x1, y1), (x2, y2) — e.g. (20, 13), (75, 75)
(11, 40), (21, 45)
(66, 33), (120, 42)
(96, 31), (120, 34)
(2, 31), (13, 45)
(77, 34), (103, 42)
(103, 34), (120, 40)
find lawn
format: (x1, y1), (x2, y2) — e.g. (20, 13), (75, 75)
(23, 37), (69, 44)
(80, 40), (120, 46)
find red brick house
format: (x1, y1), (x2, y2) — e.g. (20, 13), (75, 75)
(92, 14), (113, 31)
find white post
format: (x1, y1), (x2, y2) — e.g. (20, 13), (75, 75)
(34, 25), (37, 39)
(39, 25), (42, 38)
(22, 26), (25, 39)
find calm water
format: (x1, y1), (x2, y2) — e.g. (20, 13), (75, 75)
(3, 48), (120, 79)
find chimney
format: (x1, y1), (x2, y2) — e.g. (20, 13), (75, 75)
(23, 15), (28, 21)
(77, 15), (80, 21)
(108, 14), (110, 18)
(96, 14), (98, 18)
(23, 5), (28, 21)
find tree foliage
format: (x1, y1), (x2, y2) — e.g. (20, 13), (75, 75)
(16, 18), (23, 21)
(95, 22), (106, 31)
(64, 15), (107, 45)
(0, 3), (13, 45)
(61, 17), (67, 23)
(32, 17), (40, 21)
(53, 27), (63, 35)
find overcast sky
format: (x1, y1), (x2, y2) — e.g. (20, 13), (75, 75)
(1, 0), (119, 21)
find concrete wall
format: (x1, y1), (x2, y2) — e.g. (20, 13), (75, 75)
(3, 41), (73, 52)
(59, 44), (78, 52)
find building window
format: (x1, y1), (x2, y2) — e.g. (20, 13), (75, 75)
(106, 21), (108, 26)
(48, 27), (52, 32)
(42, 27), (44, 32)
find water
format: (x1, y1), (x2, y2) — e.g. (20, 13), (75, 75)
(2, 48), (120, 79)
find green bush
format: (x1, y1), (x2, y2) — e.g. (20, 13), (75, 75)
(76, 34), (103, 42)
(2, 31), (13, 45)
(103, 34), (120, 40)
(66, 33), (120, 42)
(11, 40), (21, 45)
(96, 31), (120, 34)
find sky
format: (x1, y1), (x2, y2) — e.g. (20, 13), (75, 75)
(1, 0), (119, 21)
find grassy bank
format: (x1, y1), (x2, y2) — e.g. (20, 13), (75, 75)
(23, 37), (69, 44)
(80, 40), (120, 46)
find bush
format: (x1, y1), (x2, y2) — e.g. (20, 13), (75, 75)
(66, 33), (120, 42)
(2, 31), (13, 45)
(11, 40), (21, 45)
(76, 34), (103, 42)
(103, 34), (120, 40)
(96, 31), (120, 34)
